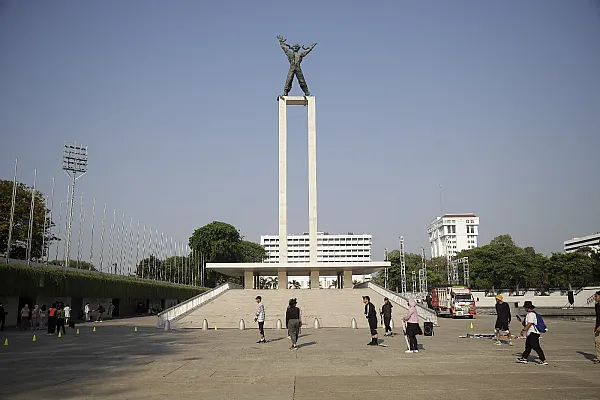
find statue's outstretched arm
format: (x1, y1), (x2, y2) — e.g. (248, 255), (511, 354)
(277, 35), (292, 54)
(300, 43), (317, 57)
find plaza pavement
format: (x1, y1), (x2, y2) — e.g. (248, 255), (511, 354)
(0, 315), (598, 399)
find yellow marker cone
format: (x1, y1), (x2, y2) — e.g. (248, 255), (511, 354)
(214, 326), (217, 331)
(93, 326), (97, 332)
(134, 327), (138, 332)
(32, 335), (37, 342)
(76, 328), (80, 335)
(470, 322), (474, 329)
(3, 338), (8, 346)
(58, 332), (62, 338)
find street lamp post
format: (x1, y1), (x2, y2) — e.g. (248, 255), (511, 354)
(62, 143), (88, 268)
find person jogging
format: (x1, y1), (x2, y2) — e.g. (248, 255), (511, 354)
(286, 298), (301, 349)
(593, 290), (600, 364)
(363, 296), (379, 346)
(254, 296), (266, 344)
(381, 297), (393, 336)
(494, 295), (512, 346)
(516, 301), (547, 365)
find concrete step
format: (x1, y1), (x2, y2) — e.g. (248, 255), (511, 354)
(172, 288), (409, 329)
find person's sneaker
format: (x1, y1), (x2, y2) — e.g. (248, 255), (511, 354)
(495, 341), (502, 346)
(509, 342), (514, 346)
(257, 339), (266, 344)
(293, 344), (298, 349)
(516, 358), (528, 363)
(367, 342), (377, 346)
(413, 350), (419, 353)
(536, 360), (548, 365)
(405, 350), (414, 354)
(289, 345), (294, 350)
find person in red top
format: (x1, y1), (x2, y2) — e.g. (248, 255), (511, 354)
(47, 303), (57, 335)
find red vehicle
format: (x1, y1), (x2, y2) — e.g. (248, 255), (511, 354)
(431, 286), (476, 318)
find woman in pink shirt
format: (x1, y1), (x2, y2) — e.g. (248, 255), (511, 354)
(402, 299), (422, 353)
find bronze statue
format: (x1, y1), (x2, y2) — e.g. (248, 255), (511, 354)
(277, 35), (317, 96)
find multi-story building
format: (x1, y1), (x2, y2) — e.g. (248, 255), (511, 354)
(564, 232), (600, 253)
(260, 232), (372, 288)
(427, 213), (479, 258)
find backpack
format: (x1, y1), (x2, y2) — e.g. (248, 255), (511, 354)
(533, 311), (547, 333)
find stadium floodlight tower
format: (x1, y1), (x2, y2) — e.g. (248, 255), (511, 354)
(62, 143), (88, 268)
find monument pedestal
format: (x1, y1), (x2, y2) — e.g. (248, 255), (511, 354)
(278, 96), (318, 289)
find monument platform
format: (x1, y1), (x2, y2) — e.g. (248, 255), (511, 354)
(207, 261), (391, 289)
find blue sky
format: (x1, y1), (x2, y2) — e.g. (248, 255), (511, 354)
(1, 0), (599, 260)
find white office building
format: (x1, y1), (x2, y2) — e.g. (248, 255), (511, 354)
(564, 232), (600, 253)
(260, 232), (373, 288)
(427, 213), (480, 258)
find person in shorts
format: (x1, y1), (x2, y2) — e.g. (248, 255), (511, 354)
(254, 296), (266, 344)
(494, 295), (512, 346)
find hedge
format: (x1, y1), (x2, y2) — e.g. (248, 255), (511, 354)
(0, 263), (207, 300)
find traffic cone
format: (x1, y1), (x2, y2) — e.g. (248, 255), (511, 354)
(214, 326), (217, 331)
(32, 335), (37, 342)
(58, 332), (62, 338)
(3, 338), (7, 346)
(76, 329), (80, 335)
(470, 322), (474, 329)
(134, 327), (138, 332)
(93, 326), (96, 332)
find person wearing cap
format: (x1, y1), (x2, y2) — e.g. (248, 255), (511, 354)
(494, 295), (512, 346)
(362, 296), (379, 346)
(381, 298), (393, 337)
(516, 301), (547, 365)
(285, 298), (301, 349)
(254, 296), (266, 344)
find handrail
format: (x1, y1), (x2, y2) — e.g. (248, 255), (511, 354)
(360, 282), (439, 326)
(156, 282), (242, 328)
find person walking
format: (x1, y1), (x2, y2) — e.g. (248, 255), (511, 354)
(516, 301), (547, 365)
(63, 303), (71, 327)
(0, 301), (6, 332)
(254, 296), (266, 344)
(593, 290), (600, 364)
(107, 302), (115, 319)
(56, 304), (66, 335)
(84, 303), (91, 322)
(286, 298), (301, 349)
(47, 303), (57, 335)
(494, 295), (513, 346)
(403, 299), (422, 353)
(381, 297), (393, 337)
(363, 296), (379, 346)
(19, 304), (30, 331)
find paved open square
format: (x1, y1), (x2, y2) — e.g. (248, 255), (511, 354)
(0, 315), (598, 399)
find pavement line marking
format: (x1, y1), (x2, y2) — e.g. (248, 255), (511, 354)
(162, 361), (189, 377)
(53, 377), (75, 386)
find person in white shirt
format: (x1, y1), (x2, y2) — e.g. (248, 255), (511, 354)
(64, 303), (71, 326)
(84, 303), (90, 322)
(254, 296), (266, 344)
(516, 301), (547, 365)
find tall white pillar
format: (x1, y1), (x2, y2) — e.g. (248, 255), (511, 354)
(278, 97), (288, 264)
(278, 96), (318, 267)
(307, 97), (318, 265)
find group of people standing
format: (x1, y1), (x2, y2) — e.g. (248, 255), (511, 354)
(363, 296), (422, 352)
(252, 294), (424, 352)
(18, 302), (71, 334)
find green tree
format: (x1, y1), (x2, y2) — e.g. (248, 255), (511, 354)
(239, 240), (267, 262)
(0, 180), (57, 260)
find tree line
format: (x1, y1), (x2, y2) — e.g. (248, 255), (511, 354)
(374, 234), (600, 293)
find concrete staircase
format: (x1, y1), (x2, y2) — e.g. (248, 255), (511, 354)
(172, 288), (409, 329)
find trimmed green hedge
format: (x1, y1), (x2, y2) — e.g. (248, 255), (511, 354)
(0, 263), (207, 299)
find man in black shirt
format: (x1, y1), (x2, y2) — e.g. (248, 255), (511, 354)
(363, 296), (378, 346)
(381, 297), (393, 336)
(594, 291), (600, 364)
(494, 295), (512, 346)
